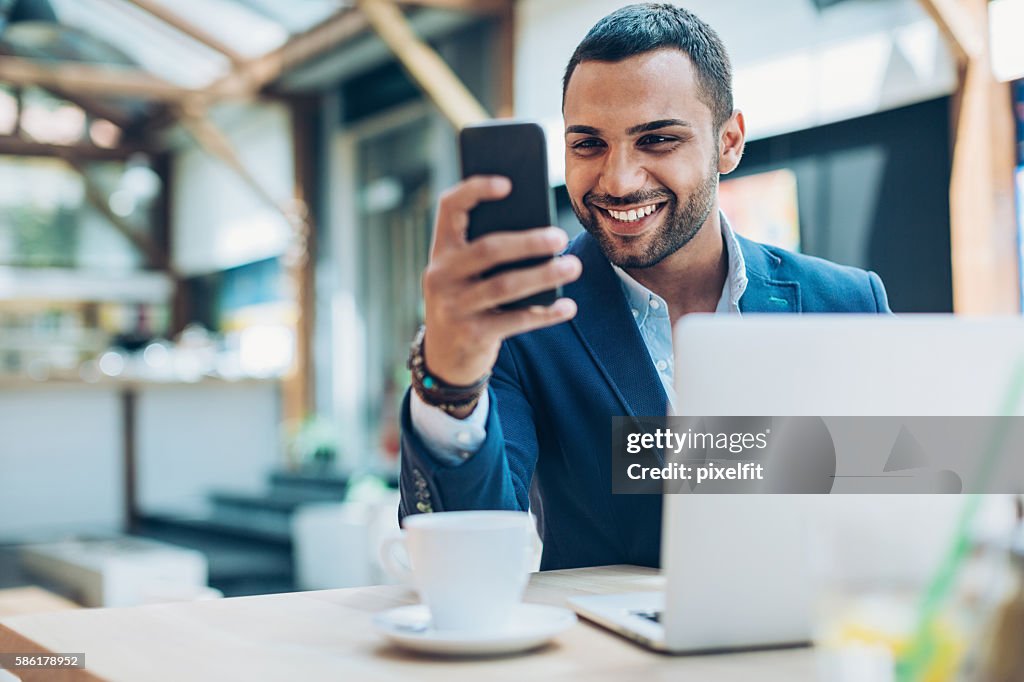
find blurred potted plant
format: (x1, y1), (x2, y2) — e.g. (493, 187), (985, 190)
(285, 415), (341, 473)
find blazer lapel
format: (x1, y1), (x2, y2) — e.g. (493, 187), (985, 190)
(565, 233), (669, 418)
(736, 235), (802, 313)
(561, 232), (801, 415)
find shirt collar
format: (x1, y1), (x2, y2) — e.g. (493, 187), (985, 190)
(718, 211), (749, 313)
(612, 210), (749, 318)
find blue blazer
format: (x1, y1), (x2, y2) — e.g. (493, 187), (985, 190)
(399, 232), (891, 570)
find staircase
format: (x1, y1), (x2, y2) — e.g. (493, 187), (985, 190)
(134, 469), (352, 597)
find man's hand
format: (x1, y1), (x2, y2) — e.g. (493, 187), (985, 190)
(422, 175), (582, 389)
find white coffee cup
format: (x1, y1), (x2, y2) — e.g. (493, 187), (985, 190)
(379, 510), (534, 632)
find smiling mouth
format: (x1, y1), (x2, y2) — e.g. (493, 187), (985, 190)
(591, 201), (667, 234)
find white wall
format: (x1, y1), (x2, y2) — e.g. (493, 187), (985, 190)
(0, 387), (123, 539)
(136, 382), (281, 513)
(515, 0), (957, 183)
(0, 381), (282, 540)
(172, 103), (296, 276)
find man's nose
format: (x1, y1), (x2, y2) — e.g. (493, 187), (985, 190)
(597, 147), (647, 199)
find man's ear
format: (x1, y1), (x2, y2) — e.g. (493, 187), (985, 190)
(718, 110), (745, 175)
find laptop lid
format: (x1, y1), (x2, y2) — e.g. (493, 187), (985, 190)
(663, 315), (1024, 652)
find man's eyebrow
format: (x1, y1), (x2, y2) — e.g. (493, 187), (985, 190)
(626, 119), (692, 135)
(565, 124), (601, 136)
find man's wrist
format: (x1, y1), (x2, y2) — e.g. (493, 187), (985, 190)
(409, 388), (489, 463)
(408, 325), (488, 417)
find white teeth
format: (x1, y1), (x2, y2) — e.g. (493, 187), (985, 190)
(608, 204), (658, 222)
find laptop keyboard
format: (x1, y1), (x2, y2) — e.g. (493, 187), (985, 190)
(632, 610), (662, 624)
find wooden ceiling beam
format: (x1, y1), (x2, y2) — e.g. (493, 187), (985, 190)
(0, 135), (154, 160)
(494, 1), (515, 118)
(123, 0), (247, 66)
(210, 9), (369, 97)
(39, 86), (137, 130)
(1, 1), (509, 114)
(356, 0), (489, 129)
(0, 57), (201, 102)
(2, 1), (506, 146)
(915, 0), (984, 63)
(136, 9), (371, 135)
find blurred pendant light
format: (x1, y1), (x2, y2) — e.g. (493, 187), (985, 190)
(0, 0), (152, 135)
(1, 0), (134, 65)
(122, 153), (161, 202)
(109, 153), (162, 217)
(0, 0), (58, 34)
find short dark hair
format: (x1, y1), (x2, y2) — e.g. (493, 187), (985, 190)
(562, 3), (734, 130)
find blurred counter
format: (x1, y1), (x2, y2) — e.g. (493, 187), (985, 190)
(0, 376), (275, 390)
(0, 378), (281, 542)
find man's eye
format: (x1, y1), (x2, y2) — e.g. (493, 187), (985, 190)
(571, 138), (605, 151)
(638, 134), (678, 146)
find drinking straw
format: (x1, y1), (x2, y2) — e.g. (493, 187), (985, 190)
(896, 358), (1024, 682)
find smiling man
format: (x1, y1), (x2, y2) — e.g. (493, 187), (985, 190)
(398, 3), (890, 570)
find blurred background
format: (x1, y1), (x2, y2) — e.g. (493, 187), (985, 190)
(0, 0), (1022, 630)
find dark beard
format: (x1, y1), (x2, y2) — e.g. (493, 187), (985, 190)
(570, 166), (718, 269)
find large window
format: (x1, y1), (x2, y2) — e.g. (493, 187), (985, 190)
(327, 103), (441, 470)
(0, 156), (152, 271)
(321, 22), (496, 471)
(354, 113), (434, 465)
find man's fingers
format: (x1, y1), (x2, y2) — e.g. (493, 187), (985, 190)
(458, 255), (582, 313)
(441, 228), (568, 280)
(487, 298), (579, 339)
(432, 176), (512, 253)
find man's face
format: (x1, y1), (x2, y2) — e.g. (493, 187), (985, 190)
(563, 49), (721, 269)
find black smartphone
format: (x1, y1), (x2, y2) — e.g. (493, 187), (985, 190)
(459, 120), (559, 309)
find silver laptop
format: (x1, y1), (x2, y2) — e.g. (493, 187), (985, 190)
(569, 315), (1023, 653)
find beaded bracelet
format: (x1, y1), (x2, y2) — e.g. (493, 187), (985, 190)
(407, 325), (489, 416)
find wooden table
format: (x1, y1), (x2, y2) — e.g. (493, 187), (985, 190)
(0, 588), (78, 619)
(0, 566), (815, 681)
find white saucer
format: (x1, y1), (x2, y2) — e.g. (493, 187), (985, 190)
(373, 603), (577, 656)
